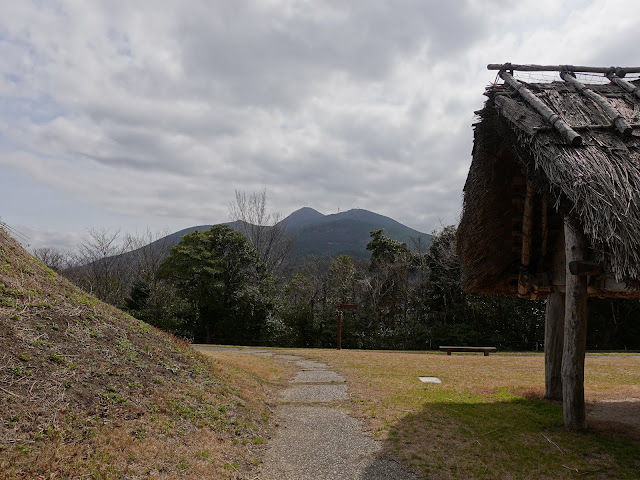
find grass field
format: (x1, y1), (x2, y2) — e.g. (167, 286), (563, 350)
(278, 349), (640, 480)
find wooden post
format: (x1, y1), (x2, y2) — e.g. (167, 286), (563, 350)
(518, 182), (535, 297)
(336, 302), (356, 350)
(562, 219), (588, 430)
(336, 309), (342, 350)
(544, 291), (564, 400)
(541, 199), (548, 258)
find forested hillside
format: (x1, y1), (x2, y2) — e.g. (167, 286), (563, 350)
(122, 207), (433, 265)
(32, 218), (640, 351)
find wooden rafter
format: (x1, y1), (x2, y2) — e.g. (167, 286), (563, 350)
(499, 71), (582, 146)
(560, 72), (632, 135)
(608, 74), (640, 100)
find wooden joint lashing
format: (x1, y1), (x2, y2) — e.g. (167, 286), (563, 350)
(560, 71), (632, 136)
(499, 71), (582, 146)
(569, 261), (603, 277)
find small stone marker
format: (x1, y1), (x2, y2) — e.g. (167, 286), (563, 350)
(419, 376), (442, 383)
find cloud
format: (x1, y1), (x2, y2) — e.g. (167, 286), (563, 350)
(0, 0), (639, 249)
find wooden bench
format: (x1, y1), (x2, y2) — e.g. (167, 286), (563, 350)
(439, 346), (497, 356)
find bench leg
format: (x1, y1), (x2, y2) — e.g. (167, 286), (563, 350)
(447, 351), (451, 355)
(484, 351), (489, 356)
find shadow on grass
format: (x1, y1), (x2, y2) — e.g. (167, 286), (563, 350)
(363, 396), (640, 480)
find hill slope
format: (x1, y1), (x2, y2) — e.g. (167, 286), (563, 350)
(139, 207), (432, 262)
(286, 208), (432, 259)
(0, 227), (276, 478)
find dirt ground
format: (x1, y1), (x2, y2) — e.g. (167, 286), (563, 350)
(588, 398), (640, 441)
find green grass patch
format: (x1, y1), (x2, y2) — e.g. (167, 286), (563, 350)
(292, 349), (640, 480)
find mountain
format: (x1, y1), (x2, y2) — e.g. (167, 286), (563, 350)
(284, 208), (432, 259)
(281, 207), (326, 230)
(125, 207), (432, 265)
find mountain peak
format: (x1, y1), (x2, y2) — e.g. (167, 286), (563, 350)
(282, 207), (325, 230)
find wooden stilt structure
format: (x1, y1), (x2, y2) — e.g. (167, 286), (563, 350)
(544, 291), (565, 401)
(562, 220), (588, 429)
(459, 62), (640, 431)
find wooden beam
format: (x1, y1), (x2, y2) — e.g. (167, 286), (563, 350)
(545, 292), (565, 400)
(541, 199), (548, 259)
(608, 75), (640, 100)
(488, 64), (640, 74)
(533, 123), (640, 132)
(499, 71), (582, 146)
(561, 72), (632, 135)
(562, 219), (588, 430)
(518, 183), (535, 296)
(569, 261), (603, 277)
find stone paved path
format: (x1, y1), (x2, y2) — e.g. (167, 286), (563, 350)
(194, 346), (417, 480)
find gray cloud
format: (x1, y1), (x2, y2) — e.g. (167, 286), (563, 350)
(1, 0), (639, 250)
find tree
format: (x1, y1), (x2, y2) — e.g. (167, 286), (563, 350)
(229, 189), (293, 275)
(122, 229), (189, 335)
(32, 247), (69, 272)
(425, 225), (462, 325)
(365, 229), (414, 333)
(157, 225), (272, 344)
(64, 228), (133, 306)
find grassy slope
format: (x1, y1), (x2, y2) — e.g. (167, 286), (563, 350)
(293, 349), (640, 480)
(0, 228), (285, 479)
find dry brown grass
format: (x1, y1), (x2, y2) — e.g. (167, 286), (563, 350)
(289, 349), (640, 480)
(0, 228), (286, 479)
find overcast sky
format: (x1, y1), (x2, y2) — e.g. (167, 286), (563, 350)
(1, 0), (638, 250)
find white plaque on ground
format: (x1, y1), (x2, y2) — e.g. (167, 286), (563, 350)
(419, 377), (442, 383)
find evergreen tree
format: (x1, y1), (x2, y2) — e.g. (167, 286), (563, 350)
(157, 225), (272, 344)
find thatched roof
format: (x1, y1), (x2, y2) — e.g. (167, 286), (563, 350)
(458, 65), (640, 298)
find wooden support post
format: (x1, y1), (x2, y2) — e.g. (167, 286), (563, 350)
(541, 199), (548, 258)
(562, 219), (588, 430)
(544, 291), (564, 400)
(518, 182), (535, 297)
(336, 310), (342, 350)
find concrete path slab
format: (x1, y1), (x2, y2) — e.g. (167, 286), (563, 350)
(193, 346), (417, 479)
(295, 359), (329, 370)
(258, 353), (417, 479)
(291, 369), (345, 384)
(260, 405), (414, 480)
(283, 384), (349, 403)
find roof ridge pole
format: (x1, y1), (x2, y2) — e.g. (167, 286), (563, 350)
(488, 63), (640, 74)
(499, 71), (583, 146)
(560, 71), (632, 135)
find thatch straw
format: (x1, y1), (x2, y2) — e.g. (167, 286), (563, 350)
(459, 78), (640, 294)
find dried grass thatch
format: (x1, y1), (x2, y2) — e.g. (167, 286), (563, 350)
(459, 75), (640, 297)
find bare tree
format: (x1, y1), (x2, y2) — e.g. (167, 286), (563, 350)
(31, 247), (70, 272)
(125, 228), (173, 283)
(229, 189), (293, 275)
(65, 228), (133, 306)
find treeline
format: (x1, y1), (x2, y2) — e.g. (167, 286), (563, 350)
(33, 222), (640, 351)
